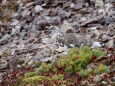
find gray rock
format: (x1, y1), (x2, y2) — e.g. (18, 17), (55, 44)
(61, 20), (74, 33)
(102, 35), (111, 42)
(11, 12), (21, 19)
(72, 3), (83, 11)
(25, 2), (34, 7)
(11, 25), (21, 35)
(70, 0), (84, 11)
(21, 9), (31, 17)
(42, 38), (52, 44)
(95, 0), (104, 9)
(28, 60), (34, 66)
(39, 57), (53, 62)
(0, 73), (4, 84)
(10, 19), (19, 26)
(20, 31), (27, 38)
(106, 39), (114, 48)
(70, 3), (75, 8)
(92, 42), (102, 48)
(93, 75), (102, 82)
(0, 34), (11, 44)
(79, 16), (104, 27)
(35, 17), (60, 30)
(1, 0), (7, 5)
(34, 48), (51, 61)
(58, 10), (71, 18)
(97, 8), (105, 15)
(34, 5), (43, 13)
(0, 60), (8, 70)
(102, 81), (108, 85)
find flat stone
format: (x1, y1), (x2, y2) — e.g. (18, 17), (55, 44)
(72, 3), (83, 11)
(10, 19), (19, 26)
(92, 42), (102, 48)
(79, 16), (104, 26)
(34, 5), (43, 13)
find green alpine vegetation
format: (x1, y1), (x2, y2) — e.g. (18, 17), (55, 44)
(13, 46), (109, 86)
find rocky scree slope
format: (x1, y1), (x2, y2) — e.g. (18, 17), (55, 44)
(0, 0), (115, 86)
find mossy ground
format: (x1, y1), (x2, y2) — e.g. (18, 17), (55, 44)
(8, 46), (110, 86)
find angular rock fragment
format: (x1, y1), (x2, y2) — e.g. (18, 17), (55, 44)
(35, 17), (60, 30)
(102, 35), (111, 42)
(11, 25), (21, 36)
(34, 5), (43, 13)
(21, 9), (31, 18)
(34, 49), (51, 61)
(0, 34), (11, 44)
(92, 42), (102, 48)
(79, 16), (104, 26)
(71, 3), (83, 11)
(0, 73), (4, 84)
(61, 20), (74, 33)
(0, 60), (8, 70)
(95, 0), (104, 9)
(106, 39), (114, 49)
(10, 19), (19, 26)
(70, 0), (85, 11)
